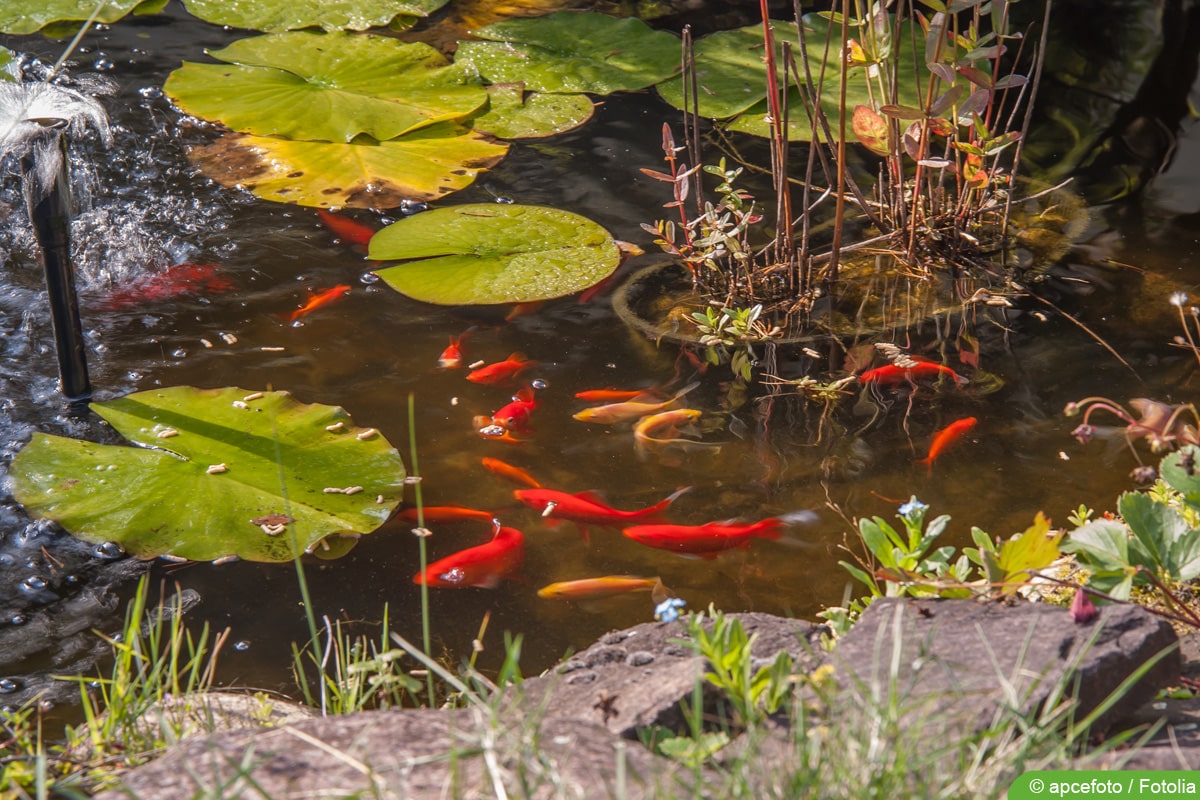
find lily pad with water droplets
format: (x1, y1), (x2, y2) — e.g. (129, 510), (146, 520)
(456, 11), (680, 95)
(470, 84), (594, 140)
(368, 204), (620, 305)
(6, 387), (406, 563)
(190, 126), (508, 208)
(0, 0), (153, 34)
(181, 0), (448, 33)
(164, 31), (487, 143)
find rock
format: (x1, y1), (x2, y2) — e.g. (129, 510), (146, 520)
(95, 707), (691, 800)
(517, 612), (826, 738)
(823, 597), (1178, 738)
(1079, 696), (1200, 770)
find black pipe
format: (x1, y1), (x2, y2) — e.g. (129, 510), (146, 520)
(23, 133), (91, 402)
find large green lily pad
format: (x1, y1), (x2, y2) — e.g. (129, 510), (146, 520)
(368, 204), (619, 304)
(189, 125), (508, 208)
(456, 11), (680, 94)
(470, 84), (594, 139)
(181, 0), (447, 32)
(6, 387), (406, 563)
(0, 0), (154, 34)
(164, 32), (487, 143)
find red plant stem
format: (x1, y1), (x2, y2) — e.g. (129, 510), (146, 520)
(828, 0), (850, 285)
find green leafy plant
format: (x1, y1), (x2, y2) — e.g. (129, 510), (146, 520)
(1064, 445), (1200, 600)
(688, 304), (778, 381)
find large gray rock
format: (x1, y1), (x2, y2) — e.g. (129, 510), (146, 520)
(824, 597), (1179, 737)
(95, 707), (691, 800)
(519, 612), (826, 738)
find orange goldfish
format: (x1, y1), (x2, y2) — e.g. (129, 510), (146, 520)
(622, 511), (816, 558)
(286, 284), (351, 322)
(99, 262), (234, 310)
(574, 388), (657, 402)
(413, 525), (524, 588)
(633, 409), (722, 455)
(467, 352), (536, 384)
(514, 486), (689, 539)
(573, 382), (700, 424)
(398, 506), (495, 523)
(438, 332), (470, 369)
(859, 360), (967, 386)
(537, 575), (663, 600)
(482, 457), (541, 488)
(490, 386), (537, 432)
(917, 416), (977, 473)
(317, 209), (376, 247)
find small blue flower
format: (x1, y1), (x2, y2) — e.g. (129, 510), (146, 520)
(898, 497), (928, 520)
(654, 597), (686, 623)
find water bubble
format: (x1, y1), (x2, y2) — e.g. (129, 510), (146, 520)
(10, 615), (25, 625)
(399, 200), (427, 215)
(93, 58), (114, 71)
(171, 348), (187, 358)
(494, 196), (515, 204)
(138, 86), (163, 100)
(0, 678), (20, 694)
(531, 379), (548, 390)
(360, 272), (379, 284)
(21, 575), (47, 592)
(93, 541), (125, 560)
(234, 640), (250, 651)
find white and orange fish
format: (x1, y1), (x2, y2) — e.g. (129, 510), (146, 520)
(574, 382), (699, 425)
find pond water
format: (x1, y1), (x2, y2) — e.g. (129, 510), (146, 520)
(1, 0), (1199, 712)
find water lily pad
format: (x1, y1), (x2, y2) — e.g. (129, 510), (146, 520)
(456, 11), (680, 94)
(164, 31), (487, 143)
(470, 83), (594, 139)
(6, 387), (405, 563)
(0, 0), (152, 34)
(368, 204), (619, 305)
(189, 125), (508, 208)
(182, 0), (447, 32)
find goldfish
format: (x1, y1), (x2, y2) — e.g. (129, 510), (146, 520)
(317, 209), (376, 247)
(573, 381), (700, 424)
(482, 457), (541, 488)
(286, 284), (351, 322)
(505, 301), (544, 321)
(438, 332), (470, 369)
(397, 506), (495, 523)
(513, 486), (689, 539)
(467, 353), (536, 384)
(474, 417), (528, 445)
(413, 525), (524, 588)
(490, 386), (537, 432)
(622, 511), (816, 558)
(99, 262), (234, 310)
(574, 388), (656, 402)
(917, 416), (978, 473)
(859, 360), (968, 386)
(537, 575), (663, 600)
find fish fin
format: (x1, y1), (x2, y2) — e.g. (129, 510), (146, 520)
(779, 510), (819, 526)
(651, 578), (670, 605)
(575, 523), (590, 543)
(573, 490), (608, 504)
(477, 574), (504, 589)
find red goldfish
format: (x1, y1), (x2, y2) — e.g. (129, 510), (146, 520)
(286, 284), (351, 322)
(467, 353), (536, 384)
(413, 525), (525, 588)
(917, 416), (978, 473)
(398, 506), (495, 523)
(438, 332), (470, 369)
(537, 575), (663, 600)
(317, 209), (376, 247)
(490, 386), (537, 432)
(513, 486), (689, 539)
(859, 360), (967, 386)
(574, 382), (700, 424)
(100, 262), (234, 310)
(482, 457), (541, 488)
(622, 511), (816, 558)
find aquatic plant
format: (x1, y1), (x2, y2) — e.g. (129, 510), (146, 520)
(1064, 396), (1200, 455)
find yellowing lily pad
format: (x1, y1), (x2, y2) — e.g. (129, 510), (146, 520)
(164, 31), (487, 143)
(181, 0), (448, 32)
(0, 0), (153, 34)
(368, 204), (619, 305)
(471, 83), (594, 139)
(189, 126), (509, 208)
(6, 387), (406, 563)
(456, 11), (680, 94)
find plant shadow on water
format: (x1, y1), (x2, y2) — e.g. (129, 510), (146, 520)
(0, 0), (1197, 724)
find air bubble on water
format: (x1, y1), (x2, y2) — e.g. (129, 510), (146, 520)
(93, 58), (114, 71)
(171, 348), (187, 358)
(93, 541), (125, 560)
(531, 379), (548, 390)
(234, 640), (250, 651)
(138, 86), (162, 100)
(9, 615), (25, 625)
(20, 575), (47, 592)
(0, 678), (20, 694)
(360, 272), (379, 284)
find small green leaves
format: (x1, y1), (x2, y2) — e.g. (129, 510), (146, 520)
(181, 0), (448, 33)
(7, 387), (406, 563)
(368, 204), (620, 305)
(165, 32), (487, 142)
(457, 11), (681, 94)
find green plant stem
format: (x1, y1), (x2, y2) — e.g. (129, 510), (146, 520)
(407, 392), (435, 704)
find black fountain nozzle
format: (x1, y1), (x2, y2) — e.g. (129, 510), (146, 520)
(22, 131), (91, 403)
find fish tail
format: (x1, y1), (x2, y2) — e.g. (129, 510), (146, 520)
(917, 456), (934, 475)
(755, 519), (786, 540)
(645, 486), (692, 516)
